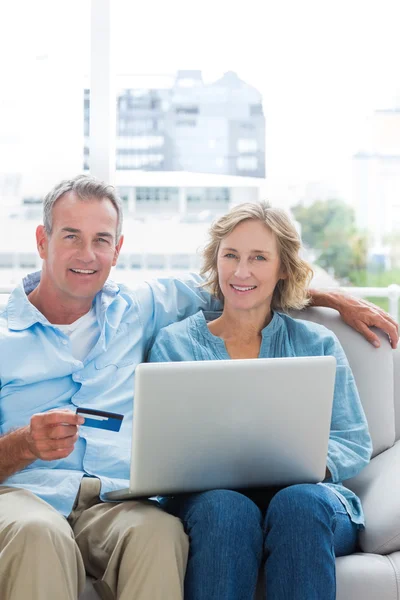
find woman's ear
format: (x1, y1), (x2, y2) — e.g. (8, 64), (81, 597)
(279, 268), (288, 281)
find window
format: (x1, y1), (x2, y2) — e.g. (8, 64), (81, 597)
(176, 119), (196, 127)
(116, 136), (164, 150)
(175, 106), (199, 114)
(2, 1), (399, 319)
(117, 154), (164, 169)
(136, 187), (179, 203)
(237, 139), (258, 153)
(130, 254), (144, 269)
(170, 254), (191, 269)
(146, 254), (166, 269)
(250, 104), (263, 117)
(236, 156), (258, 171)
(187, 187), (230, 207)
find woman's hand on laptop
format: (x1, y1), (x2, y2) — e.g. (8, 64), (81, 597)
(308, 289), (399, 349)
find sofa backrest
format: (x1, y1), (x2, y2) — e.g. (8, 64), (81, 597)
(0, 294), (397, 458)
(291, 307), (396, 458)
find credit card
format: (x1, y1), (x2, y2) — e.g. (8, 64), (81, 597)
(76, 407), (124, 432)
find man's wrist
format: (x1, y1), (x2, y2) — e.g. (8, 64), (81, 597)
(308, 288), (345, 312)
(17, 427), (36, 461)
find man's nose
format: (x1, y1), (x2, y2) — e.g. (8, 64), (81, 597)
(77, 242), (96, 263)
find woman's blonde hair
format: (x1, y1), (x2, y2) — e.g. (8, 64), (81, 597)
(200, 201), (313, 312)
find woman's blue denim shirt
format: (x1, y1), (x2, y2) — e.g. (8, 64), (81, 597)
(149, 310), (373, 527)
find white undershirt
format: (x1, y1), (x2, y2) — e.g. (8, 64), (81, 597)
(57, 307), (100, 362)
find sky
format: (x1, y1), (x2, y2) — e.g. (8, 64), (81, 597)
(1, 0), (400, 200)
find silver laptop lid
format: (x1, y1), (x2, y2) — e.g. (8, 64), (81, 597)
(128, 356), (336, 497)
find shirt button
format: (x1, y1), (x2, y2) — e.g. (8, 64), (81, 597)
(73, 360), (81, 367)
(61, 339), (68, 345)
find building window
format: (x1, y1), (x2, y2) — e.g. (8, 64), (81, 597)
(175, 106), (199, 114)
(19, 253), (38, 269)
(176, 119), (196, 127)
(130, 254), (144, 269)
(250, 104), (264, 116)
(136, 187), (179, 203)
(237, 138), (258, 153)
(187, 187), (230, 204)
(116, 136), (164, 150)
(170, 254), (191, 269)
(116, 153), (164, 169)
(0, 253), (15, 268)
(236, 156), (258, 171)
(146, 254), (166, 269)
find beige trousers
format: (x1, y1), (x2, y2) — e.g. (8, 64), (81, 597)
(0, 478), (188, 600)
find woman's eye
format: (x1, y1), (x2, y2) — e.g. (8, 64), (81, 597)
(254, 255), (266, 261)
(224, 253), (237, 259)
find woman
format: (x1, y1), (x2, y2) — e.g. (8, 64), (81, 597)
(148, 202), (372, 600)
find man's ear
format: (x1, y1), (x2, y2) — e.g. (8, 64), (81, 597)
(112, 234), (124, 267)
(36, 225), (48, 259)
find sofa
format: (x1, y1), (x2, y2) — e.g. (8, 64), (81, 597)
(82, 305), (400, 599)
(0, 294), (399, 599)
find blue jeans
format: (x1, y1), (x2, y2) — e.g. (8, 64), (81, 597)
(163, 484), (359, 600)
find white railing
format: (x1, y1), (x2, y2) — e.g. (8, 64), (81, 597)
(342, 284), (400, 323)
(1, 283), (399, 322)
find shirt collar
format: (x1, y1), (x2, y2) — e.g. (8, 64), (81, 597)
(7, 270), (121, 332)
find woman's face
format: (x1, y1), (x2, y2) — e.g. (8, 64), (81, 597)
(217, 219), (285, 312)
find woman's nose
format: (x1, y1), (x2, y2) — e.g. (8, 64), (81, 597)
(234, 261), (251, 278)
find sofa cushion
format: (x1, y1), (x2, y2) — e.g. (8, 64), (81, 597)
(345, 440), (400, 554)
(335, 552), (400, 600)
(291, 307), (396, 457)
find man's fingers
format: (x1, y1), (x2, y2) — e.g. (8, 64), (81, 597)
(366, 313), (399, 348)
(33, 433), (79, 454)
(31, 410), (83, 428)
(47, 424), (79, 440)
(30, 424), (79, 441)
(356, 322), (381, 348)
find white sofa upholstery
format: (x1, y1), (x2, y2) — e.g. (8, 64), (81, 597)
(286, 307), (400, 600)
(0, 293), (399, 599)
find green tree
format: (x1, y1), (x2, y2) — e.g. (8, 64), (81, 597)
(291, 199), (355, 249)
(291, 199), (368, 282)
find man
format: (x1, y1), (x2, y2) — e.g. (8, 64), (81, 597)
(0, 175), (397, 600)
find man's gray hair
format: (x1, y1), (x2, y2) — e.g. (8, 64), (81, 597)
(43, 174), (123, 242)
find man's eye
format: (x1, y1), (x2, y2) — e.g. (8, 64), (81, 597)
(65, 235), (76, 240)
(97, 238), (109, 244)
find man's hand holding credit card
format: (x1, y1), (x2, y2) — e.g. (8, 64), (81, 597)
(76, 407), (124, 432)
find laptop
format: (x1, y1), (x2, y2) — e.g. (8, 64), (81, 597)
(104, 356), (336, 500)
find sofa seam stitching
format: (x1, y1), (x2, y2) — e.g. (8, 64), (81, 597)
(372, 531), (400, 555)
(385, 554), (400, 600)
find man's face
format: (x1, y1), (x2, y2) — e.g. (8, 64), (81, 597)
(37, 191), (123, 302)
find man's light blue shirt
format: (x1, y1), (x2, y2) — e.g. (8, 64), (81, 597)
(0, 272), (219, 516)
(148, 310), (373, 527)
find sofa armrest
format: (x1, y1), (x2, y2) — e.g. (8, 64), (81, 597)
(394, 348), (400, 440)
(345, 440), (400, 554)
